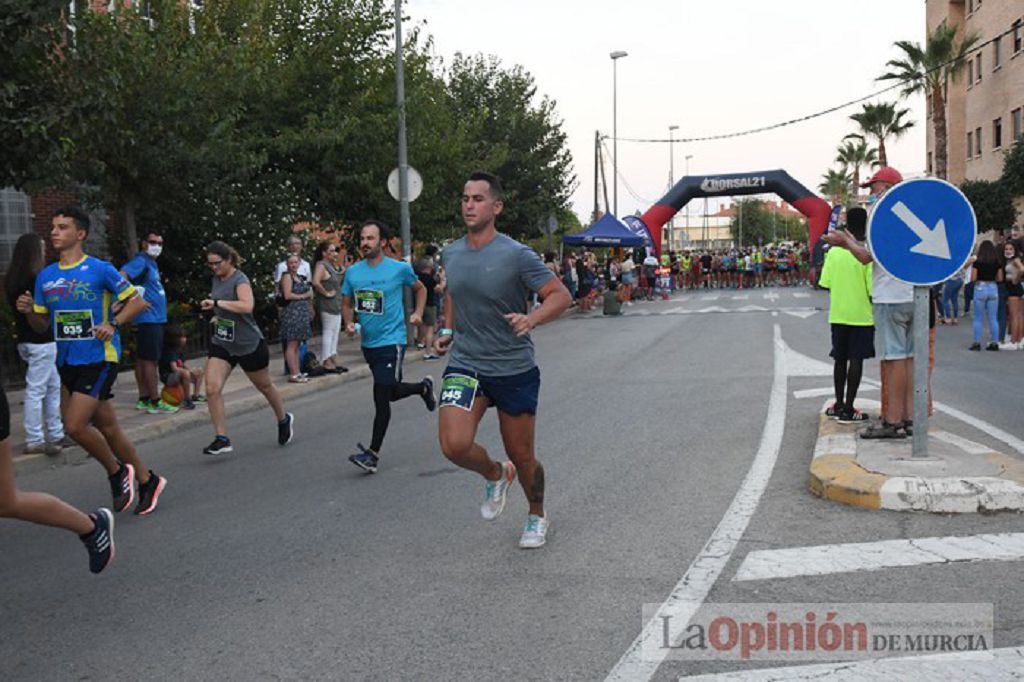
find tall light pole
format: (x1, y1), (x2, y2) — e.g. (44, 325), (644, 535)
(667, 124), (678, 251)
(610, 50), (628, 217)
(684, 153), (692, 247)
(394, 0), (411, 261)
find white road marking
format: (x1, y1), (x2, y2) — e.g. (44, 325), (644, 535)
(771, 311), (778, 317)
(732, 294), (749, 300)
(793, 386), (878, 399)
(930, 430), (996, 456)
(792, 292), (810, 298)
(606, 324), (789, 681)
(782, 309), (817, 319)
(700, 294), (720, 301)
(933, 400), (1024, 457)
(763, 292), (780, 302)
(734, 532), (1024, 582)
(697, 306), (728, 313)
(679, 646), (1024, 680)
(737, 305), (769, 313)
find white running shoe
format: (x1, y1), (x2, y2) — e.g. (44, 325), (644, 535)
(519, 514), (549, 549)
(480, 461), (516, 521)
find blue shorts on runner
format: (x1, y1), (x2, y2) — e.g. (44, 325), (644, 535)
(441, 366), (540, 416)
(362, 345), (405, 386)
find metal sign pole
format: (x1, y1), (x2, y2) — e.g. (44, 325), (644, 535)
(912, 286), (930, 458)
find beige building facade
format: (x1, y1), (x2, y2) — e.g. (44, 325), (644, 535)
(927, 0), (1024, 225)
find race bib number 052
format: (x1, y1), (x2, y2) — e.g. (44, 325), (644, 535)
(439, 374), (479, 411)
(355, 289), (384, 315)
(54, 310), (94, 341)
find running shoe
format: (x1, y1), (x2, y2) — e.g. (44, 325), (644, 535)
(348, 443), (379, 474)
(181, 398), (196, 410)
(481, 461), (517, 521)
(109, 463), (136, 513)
(203, 436), (233, 455)
(278, 412), (294, 446)
(146, 400), (161, 414)
(838, 407), (869, 424)
(192, 394), (207, 403)
(80, 508), (115, 574)
(986, 342), (1000, 351)
(135, 399), (151, 411)
(155, 399), (179, 413)
(421, 376), (437, 412)
(969, 343), (981, 351)
(825, 402), (842, 419)
(134, 471), (167, 515)
(519, 514), (549, 549)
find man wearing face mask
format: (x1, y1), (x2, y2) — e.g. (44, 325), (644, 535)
(824, 167), (914, 439)
(122, 231), (171, 413)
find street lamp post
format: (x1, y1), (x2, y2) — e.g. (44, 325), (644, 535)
(394, 0), (411, 261)
(610, 50), (628, 217)
(685, 153), (692, 247)
(667, 124), (678, 251)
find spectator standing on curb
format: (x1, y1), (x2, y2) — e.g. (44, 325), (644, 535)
(1001, 241), (1023, 349)
(4, 234), (65, 455)
(416, 254), (441, 360)
(121, 230), (172, 414)
(824, 167), (915, 439)
(940, 263), (967, 325)
(274, 235), (311, 374)
(201, 240), (294, 455)
(279, 255), (314, 383)
(969, 240), (1003, 351)
(312, 241), (347, 373)
(819, 207), (873, 423)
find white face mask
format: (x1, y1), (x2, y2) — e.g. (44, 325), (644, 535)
(146, 244), (163, 258)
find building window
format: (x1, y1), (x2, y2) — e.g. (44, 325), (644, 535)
(993, 35), (1002, 69)
(967, 131), (974, 159)
(976, 127), (983, 156)
(994, 118), (1003, 149)
(1014, 20), (1023, 54)
(1013, 108), (1023, 141)
(975, 53), (982, 83)
(0, 188), (33, 267)
(927, 152), (933, 175)
(968, 59), (974, 86)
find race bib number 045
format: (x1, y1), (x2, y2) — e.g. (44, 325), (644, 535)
(54, 310), (94, 341)
(439, 374), (479, 411)
(355, 289), (384, 315)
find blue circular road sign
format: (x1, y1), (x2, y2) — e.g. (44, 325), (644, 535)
(867, 178), (976, 286)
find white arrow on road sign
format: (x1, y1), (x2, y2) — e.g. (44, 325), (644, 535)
(892, 201), (951, 260)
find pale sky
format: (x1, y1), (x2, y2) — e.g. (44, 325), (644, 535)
(414, 0), (927, 222)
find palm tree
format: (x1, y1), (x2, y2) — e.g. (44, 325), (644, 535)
(819, 168), (853, 205)
(878, 20), (980, 180)
(835, 138), (878, 192)
(846, 102), (915, 167)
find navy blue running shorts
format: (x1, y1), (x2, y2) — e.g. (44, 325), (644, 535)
(442, 366), (540, 417)
(134, 323), (164, 362)
(362, 344), (405, 386)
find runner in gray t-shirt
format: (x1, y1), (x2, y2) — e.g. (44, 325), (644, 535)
(200, 241), (293, 456)
(433, 172), (571, 550)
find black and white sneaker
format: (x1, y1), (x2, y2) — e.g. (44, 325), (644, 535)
(348, 443), (379, 474)
(80, 508), (115, 574)
(108, 463), (136, 513)
(134, 471), (167, 515)
(278, 412), (294, 446)
(421, 376), (437, 412)
(203, 436), (233, 455)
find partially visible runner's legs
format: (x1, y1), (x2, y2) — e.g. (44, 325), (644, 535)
(0, 385), (114, 573)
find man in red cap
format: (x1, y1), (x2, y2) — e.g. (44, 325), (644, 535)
(824, 167), (917, 439)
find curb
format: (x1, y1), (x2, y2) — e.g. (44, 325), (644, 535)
(809, 407), (1024, 513)
(13, 350), (425, 476)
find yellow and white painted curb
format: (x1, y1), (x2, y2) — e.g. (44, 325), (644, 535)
(809, 399), (1024, 513)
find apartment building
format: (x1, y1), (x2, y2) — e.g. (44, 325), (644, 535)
(926, 0), (1024, 212)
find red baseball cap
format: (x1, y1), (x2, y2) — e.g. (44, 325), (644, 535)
(861, 166), (903, 187)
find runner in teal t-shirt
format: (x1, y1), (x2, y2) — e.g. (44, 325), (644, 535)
(19, 206), (167, 516)
(341, 220), (433, 473)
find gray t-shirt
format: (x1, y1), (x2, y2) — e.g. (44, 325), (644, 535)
(210, 269), (263, 356)
(441, 233), (555, 376)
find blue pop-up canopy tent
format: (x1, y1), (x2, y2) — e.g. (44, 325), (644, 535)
(561, 213), (647, 248)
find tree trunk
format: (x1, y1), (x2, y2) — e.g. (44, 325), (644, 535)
(123, 194), (138, 255)
(878, 138), (888, 168)
(932, 86), (948, 180)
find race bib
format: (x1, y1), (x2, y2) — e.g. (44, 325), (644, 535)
(355, 289), (384, 315)
(439, 374), (479, 411)
(214, 318), (236, 342)
(54, 310), (94, 341)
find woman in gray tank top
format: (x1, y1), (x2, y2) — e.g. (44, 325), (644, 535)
(312, 241), (347, 373)
(199, 241), (293, 455)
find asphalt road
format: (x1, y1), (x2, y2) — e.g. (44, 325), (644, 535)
(2, 286), (1022, 681)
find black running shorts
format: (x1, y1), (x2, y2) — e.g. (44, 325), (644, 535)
(208, 338), (270, 373)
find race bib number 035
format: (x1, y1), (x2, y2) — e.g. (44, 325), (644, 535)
(355, 289), (384, 315)
(54, 310), (94, 341)
(439, 374), (479, 411)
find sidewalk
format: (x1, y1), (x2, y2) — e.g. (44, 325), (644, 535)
(9, 336), (427, 476)
(809, 398), (1024, 513)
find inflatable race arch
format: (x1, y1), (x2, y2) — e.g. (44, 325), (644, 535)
(633, 170), (832, 260)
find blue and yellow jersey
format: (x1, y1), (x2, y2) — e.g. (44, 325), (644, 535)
(33, 255), (137, 366)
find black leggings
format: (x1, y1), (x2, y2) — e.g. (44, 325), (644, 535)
(834, 358), (864, 410)
(370, 381), (424, 453)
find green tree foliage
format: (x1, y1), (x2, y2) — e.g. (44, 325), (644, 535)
(847, 101), (915, 168)
(960, 180), (1017, 234)
(835, 138), (878, 191)
(1001, 137), (1024, 198)
(728, 199), (806, 246)
(819, 168), (853, 205)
